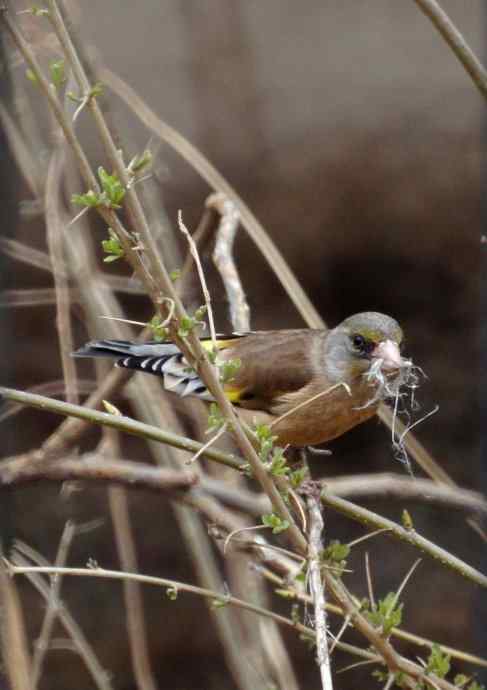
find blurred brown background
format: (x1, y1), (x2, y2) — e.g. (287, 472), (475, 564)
(1, 1), (485, 688)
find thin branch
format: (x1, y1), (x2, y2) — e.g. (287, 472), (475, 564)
(8, 564), (460, 690)
(412, 0), (487, 100)
(0, 554), (32, 690)
(0, 386), (242, 475)
(11, 553), (113, 690)
(307, 493), (333, 690)
(0, 287), (79, 308)
(178, 210), (217, 347)
(0, 236), (61, 274)
(109, 486), (159, 690)
(0, 454), (198, 492)
(178, 205), (216, 292)
(193, 473), (487, 519)
(45, 145), (78, 404)
(260, 567), (487, 669)
(31, 522), (75, 689)
(0, 102), (42, 198)
(0, 379), (95, 423)
(320, 488), (487, 589)
(319, 473), (487, 516)
(210, 193), (250, 332)
(7, 562), (373, 662)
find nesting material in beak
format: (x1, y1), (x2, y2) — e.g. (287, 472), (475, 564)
(373, 339), (404, 371)
(359, 339), (418, 409)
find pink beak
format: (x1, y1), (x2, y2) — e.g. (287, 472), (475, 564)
(373, 339), (403, 371)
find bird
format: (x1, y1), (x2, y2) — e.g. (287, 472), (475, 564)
(72, 311), (407, 448)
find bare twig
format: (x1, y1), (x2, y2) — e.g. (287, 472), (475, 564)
(45, 145), (78, 404)
(0, 379), (95, 423)
(11, 552), (113, 690)
(412, 0), (487, 100)
(106, 437), (159, 690)
(210, 193), (250, 332)
(0, 453), (198, 492)
(178, 210), (217, 347)
(307, 493), (333, 690)
(0, 554), (32, 690)
(8, 564), (460, 690)
(0, 287), (79, 308)
(319, 473), (487, 516)
(0, 102), (42, 198)
(319, 488), (487, 589)
(0, 386), (242, 474)
(178, 204), (215, 292)
(0, 236), (63, 274)
(31, 522), (76, 689)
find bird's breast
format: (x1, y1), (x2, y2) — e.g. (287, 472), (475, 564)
(269, 376), (379, 447)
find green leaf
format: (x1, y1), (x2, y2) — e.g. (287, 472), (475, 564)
(49, 59), (66, 89)
(207, 403), (225, 433)
(322, 540), (350, 564)
(169, 269), (181, 282)
(71, 190), (101, 208)
(101, 228), (124, 262)
(364, 592), (403, 637)
(372, 670), (407, 688)
(129, 149), (153, 174)
(269, 447), (289, 477)
(178, 315), (197, 338)
(290, 467), (307, 488)
(194, 304), (207, 322)
(254, 423), (278, 463)
(149, 315), (169, 342)
(219, 357), (241, 385)
(98, 167), (125, 208)
(426, 644), (450, 679)
(261, 513), (290, 535)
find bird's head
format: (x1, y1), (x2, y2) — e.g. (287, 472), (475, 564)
(323, 312), (406, 383)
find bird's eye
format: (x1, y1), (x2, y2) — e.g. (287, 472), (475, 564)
(351, 334), (370, 353)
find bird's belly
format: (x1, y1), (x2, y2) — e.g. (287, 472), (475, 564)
(269, 380), (379, 448)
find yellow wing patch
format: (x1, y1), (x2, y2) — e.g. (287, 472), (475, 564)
(200, 338), (240, 352)
(224, 386), (245, 403)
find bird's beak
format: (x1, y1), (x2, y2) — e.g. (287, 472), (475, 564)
(373, 339), (404, 371)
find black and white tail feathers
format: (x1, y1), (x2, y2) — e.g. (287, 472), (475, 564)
(72, 340), (213, 400)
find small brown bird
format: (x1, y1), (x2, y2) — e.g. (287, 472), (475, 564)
(73, 311), (407, 447)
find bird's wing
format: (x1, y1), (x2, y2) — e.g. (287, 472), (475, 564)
(216, 329), (328, 411)
(72, 329), (328, 409)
